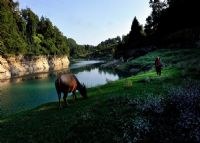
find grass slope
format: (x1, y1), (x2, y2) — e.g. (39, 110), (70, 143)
(0, 48), (199, 143)
(117, 48), (200, 77)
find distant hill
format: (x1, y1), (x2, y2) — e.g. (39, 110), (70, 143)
(68, 37), (121, 59)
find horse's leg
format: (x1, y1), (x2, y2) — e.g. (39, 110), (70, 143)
(55, 79), (62, 109)
(56, 91), (62, 109)
(59, 93), (61, 109)
(58, 93), (61, 109)
(72, 91), (77, 103)
(63, 92), (68, 107)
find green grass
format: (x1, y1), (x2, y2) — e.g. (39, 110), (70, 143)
(0, 48), (199, 143)
(0, 68), (182, 143)
(117, 48), (200, 76)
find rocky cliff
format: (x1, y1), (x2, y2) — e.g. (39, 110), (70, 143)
(0, 55), (70, 80)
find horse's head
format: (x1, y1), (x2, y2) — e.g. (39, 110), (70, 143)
(80, 83), (87, 98)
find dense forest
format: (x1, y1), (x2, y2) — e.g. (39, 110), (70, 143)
(0, 0), (120, 58)
(0, 0), (69, 56)
(115, 0), (200, 60)
(1, 0), (200, 59)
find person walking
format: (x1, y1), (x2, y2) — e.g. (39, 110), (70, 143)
(155, 56), (162, 76)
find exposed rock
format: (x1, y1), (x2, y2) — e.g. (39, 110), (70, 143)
(101, 60), (121, 68)
(0, 56), (11, 80)
(138, 77), (151, 83)
(129, 68), (140, 75)
(7, 56), (27, 77)
(142, 65), (153, 72)
(0, 55), (69, 80)
(49, 56), (69, 71)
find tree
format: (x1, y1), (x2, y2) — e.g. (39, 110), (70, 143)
(128, 17), (144, 47)
(0, 0), (70, 55)
(114, 17), (146, 59)
(145, 0), (167, 38)
(0, 0), (27, 54)
(37, 17), (55, 39)
(68, 38), (78, 57)
(119, 16), (146, 52)
(21, 8), (39, 43)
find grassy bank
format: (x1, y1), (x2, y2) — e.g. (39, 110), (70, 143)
(0, 48), (200, 143)
(116, 48), (200, 77)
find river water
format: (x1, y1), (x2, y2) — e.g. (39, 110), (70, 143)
(0, 60), (124, 117)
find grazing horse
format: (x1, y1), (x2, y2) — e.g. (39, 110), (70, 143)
(55, 74), (87, 108)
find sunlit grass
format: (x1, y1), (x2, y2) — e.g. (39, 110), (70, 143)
(117, 48), (200, 74)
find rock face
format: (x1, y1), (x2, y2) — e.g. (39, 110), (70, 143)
(0, 55), (70, 80)
(49, 56), (69, 71)
(0, 56), (11, 80)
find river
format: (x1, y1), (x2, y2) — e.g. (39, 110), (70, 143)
(0, 60), (124, 117)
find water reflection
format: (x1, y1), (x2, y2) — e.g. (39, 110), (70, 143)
(0, 60), (124, 117)
(70, 60), (103, 69)
(76, 68), (119, 87)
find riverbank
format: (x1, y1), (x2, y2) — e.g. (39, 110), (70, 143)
(0, 59), (122, 116)
(101, 48), (200, 76)
(1, 67), (199, 143)
(0, 55), (70, 80)
(0, 48), (200, 143)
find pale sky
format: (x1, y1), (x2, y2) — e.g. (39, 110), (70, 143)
(16, 0), (151, 45)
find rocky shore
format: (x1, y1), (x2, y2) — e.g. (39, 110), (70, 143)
(0, 55), (69, 80)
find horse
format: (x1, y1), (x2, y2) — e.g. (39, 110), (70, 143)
(55, 73), (87, 108)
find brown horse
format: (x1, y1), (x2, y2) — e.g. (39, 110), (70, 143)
(55, 74), (87, 108)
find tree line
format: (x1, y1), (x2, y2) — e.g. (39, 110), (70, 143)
(68, 37), (121, 59)
(0, 0), (118, 58)
(1, 0), (199, 59)
(0, 0), (69, 56)
(115, 0), (200, 60)
(70, 0), (200, 60)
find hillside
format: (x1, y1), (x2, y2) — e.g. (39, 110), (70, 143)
(0, 48), (200, 143)
(68, 37), (120, 59)
(0, 0), (69, 56)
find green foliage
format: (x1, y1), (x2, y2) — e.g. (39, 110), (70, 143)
(115, 17), (146, 60)
(115, 0), (200, 59)
(68, 37), (121, 59)
(0, 0), (27, 54)
(0, 0), (69, 56)
(115, 48), (200, 80)
(21, 8), (39, 41)
(145, 0), (200, 45)
(67, 39), (90, 58)
(32, 35), (42, 45)
(0, 66), (180, 143)
(97, 36), (121, 49)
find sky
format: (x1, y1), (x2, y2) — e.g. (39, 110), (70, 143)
(16, 0), (151, 45)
